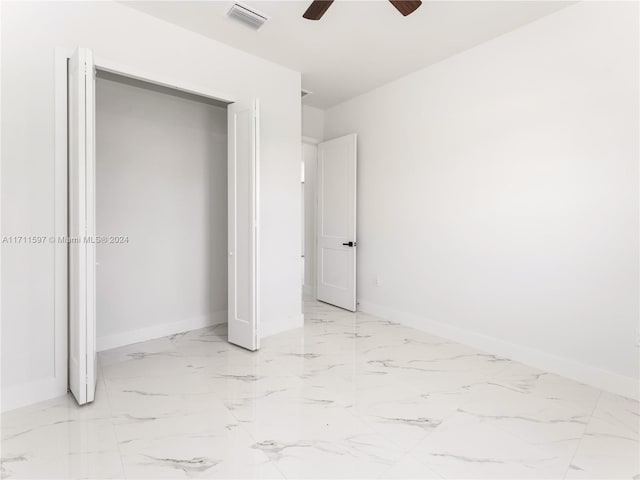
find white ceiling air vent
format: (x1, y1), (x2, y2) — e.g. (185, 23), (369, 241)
(227, 3), (269, 30)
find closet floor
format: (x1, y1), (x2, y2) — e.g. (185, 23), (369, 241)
(1, 300), (638, 479)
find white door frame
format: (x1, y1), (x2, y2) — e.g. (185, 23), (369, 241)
(302, 137), (319, 298)
(54, 49), (240, 401)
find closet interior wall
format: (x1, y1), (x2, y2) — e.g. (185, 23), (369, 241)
(95, 72), (229, 351)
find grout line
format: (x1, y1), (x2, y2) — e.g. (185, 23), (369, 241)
(97, 356), (128, 479)
(562, 389), (603, 479)
(221, 382), (290, 479)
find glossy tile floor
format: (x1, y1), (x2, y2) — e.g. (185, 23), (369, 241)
(1, 300), (638, 479)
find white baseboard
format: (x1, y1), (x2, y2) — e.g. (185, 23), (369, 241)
(97, 310), (227, 352)
(357, 299), (639, 400)
(1, 375), (67, 413)
(303, 284), (315, 297)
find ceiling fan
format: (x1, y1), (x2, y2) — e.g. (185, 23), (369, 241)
(303, 1), (422, 20)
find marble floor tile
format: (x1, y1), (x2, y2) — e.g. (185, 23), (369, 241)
(349, 384), (463, 451)
(491, 362), (602, 412)
(98, 337), (178, 367)
(1, 299), (637, 479)
(2, 417), (119, 460)
(250, 429), (405, 479)
(2, 370), (119, 462)
(565, 393), (640, 479)
(407, 411), (581, 479)
(209, 384), (406, 478)
(455, 383), (592, 445)
(589, 392), (639, 439)
(119, 429), (283, 479)
(113, 409), (239, 448)
(0, 451), (124, 479)
(564, 428), (639, 479)
(376, 454), (443, 479)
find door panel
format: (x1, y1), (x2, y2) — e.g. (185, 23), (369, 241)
(69, 47), (97, 405)
(316, 134), (357, 311)
(228, 99), (260, 351)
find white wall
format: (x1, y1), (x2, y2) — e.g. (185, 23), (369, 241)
(325, 1), (639, 398)
(95, 75), (228, 351)
(302, 105), (325, 141)
(1, 1), (302, 411)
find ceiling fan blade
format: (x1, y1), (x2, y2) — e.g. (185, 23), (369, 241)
(303, 0), (334, 20)
(389, 0), (422, 16)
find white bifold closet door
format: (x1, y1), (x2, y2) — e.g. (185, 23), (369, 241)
(316, 134), (357, 311)
(227, 99), (260, 351)
(69, 47), (97, 405)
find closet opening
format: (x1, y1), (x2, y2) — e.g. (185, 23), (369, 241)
(94, 70), (230, 353)
(61, 48), (261, 405)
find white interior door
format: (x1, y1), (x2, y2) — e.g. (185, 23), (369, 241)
(316, 134), (357, 311)
(228, 99), (260, 351)
(69, 47), (97, 405)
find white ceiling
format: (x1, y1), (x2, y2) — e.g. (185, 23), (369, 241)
(122, 0), (573, 108)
